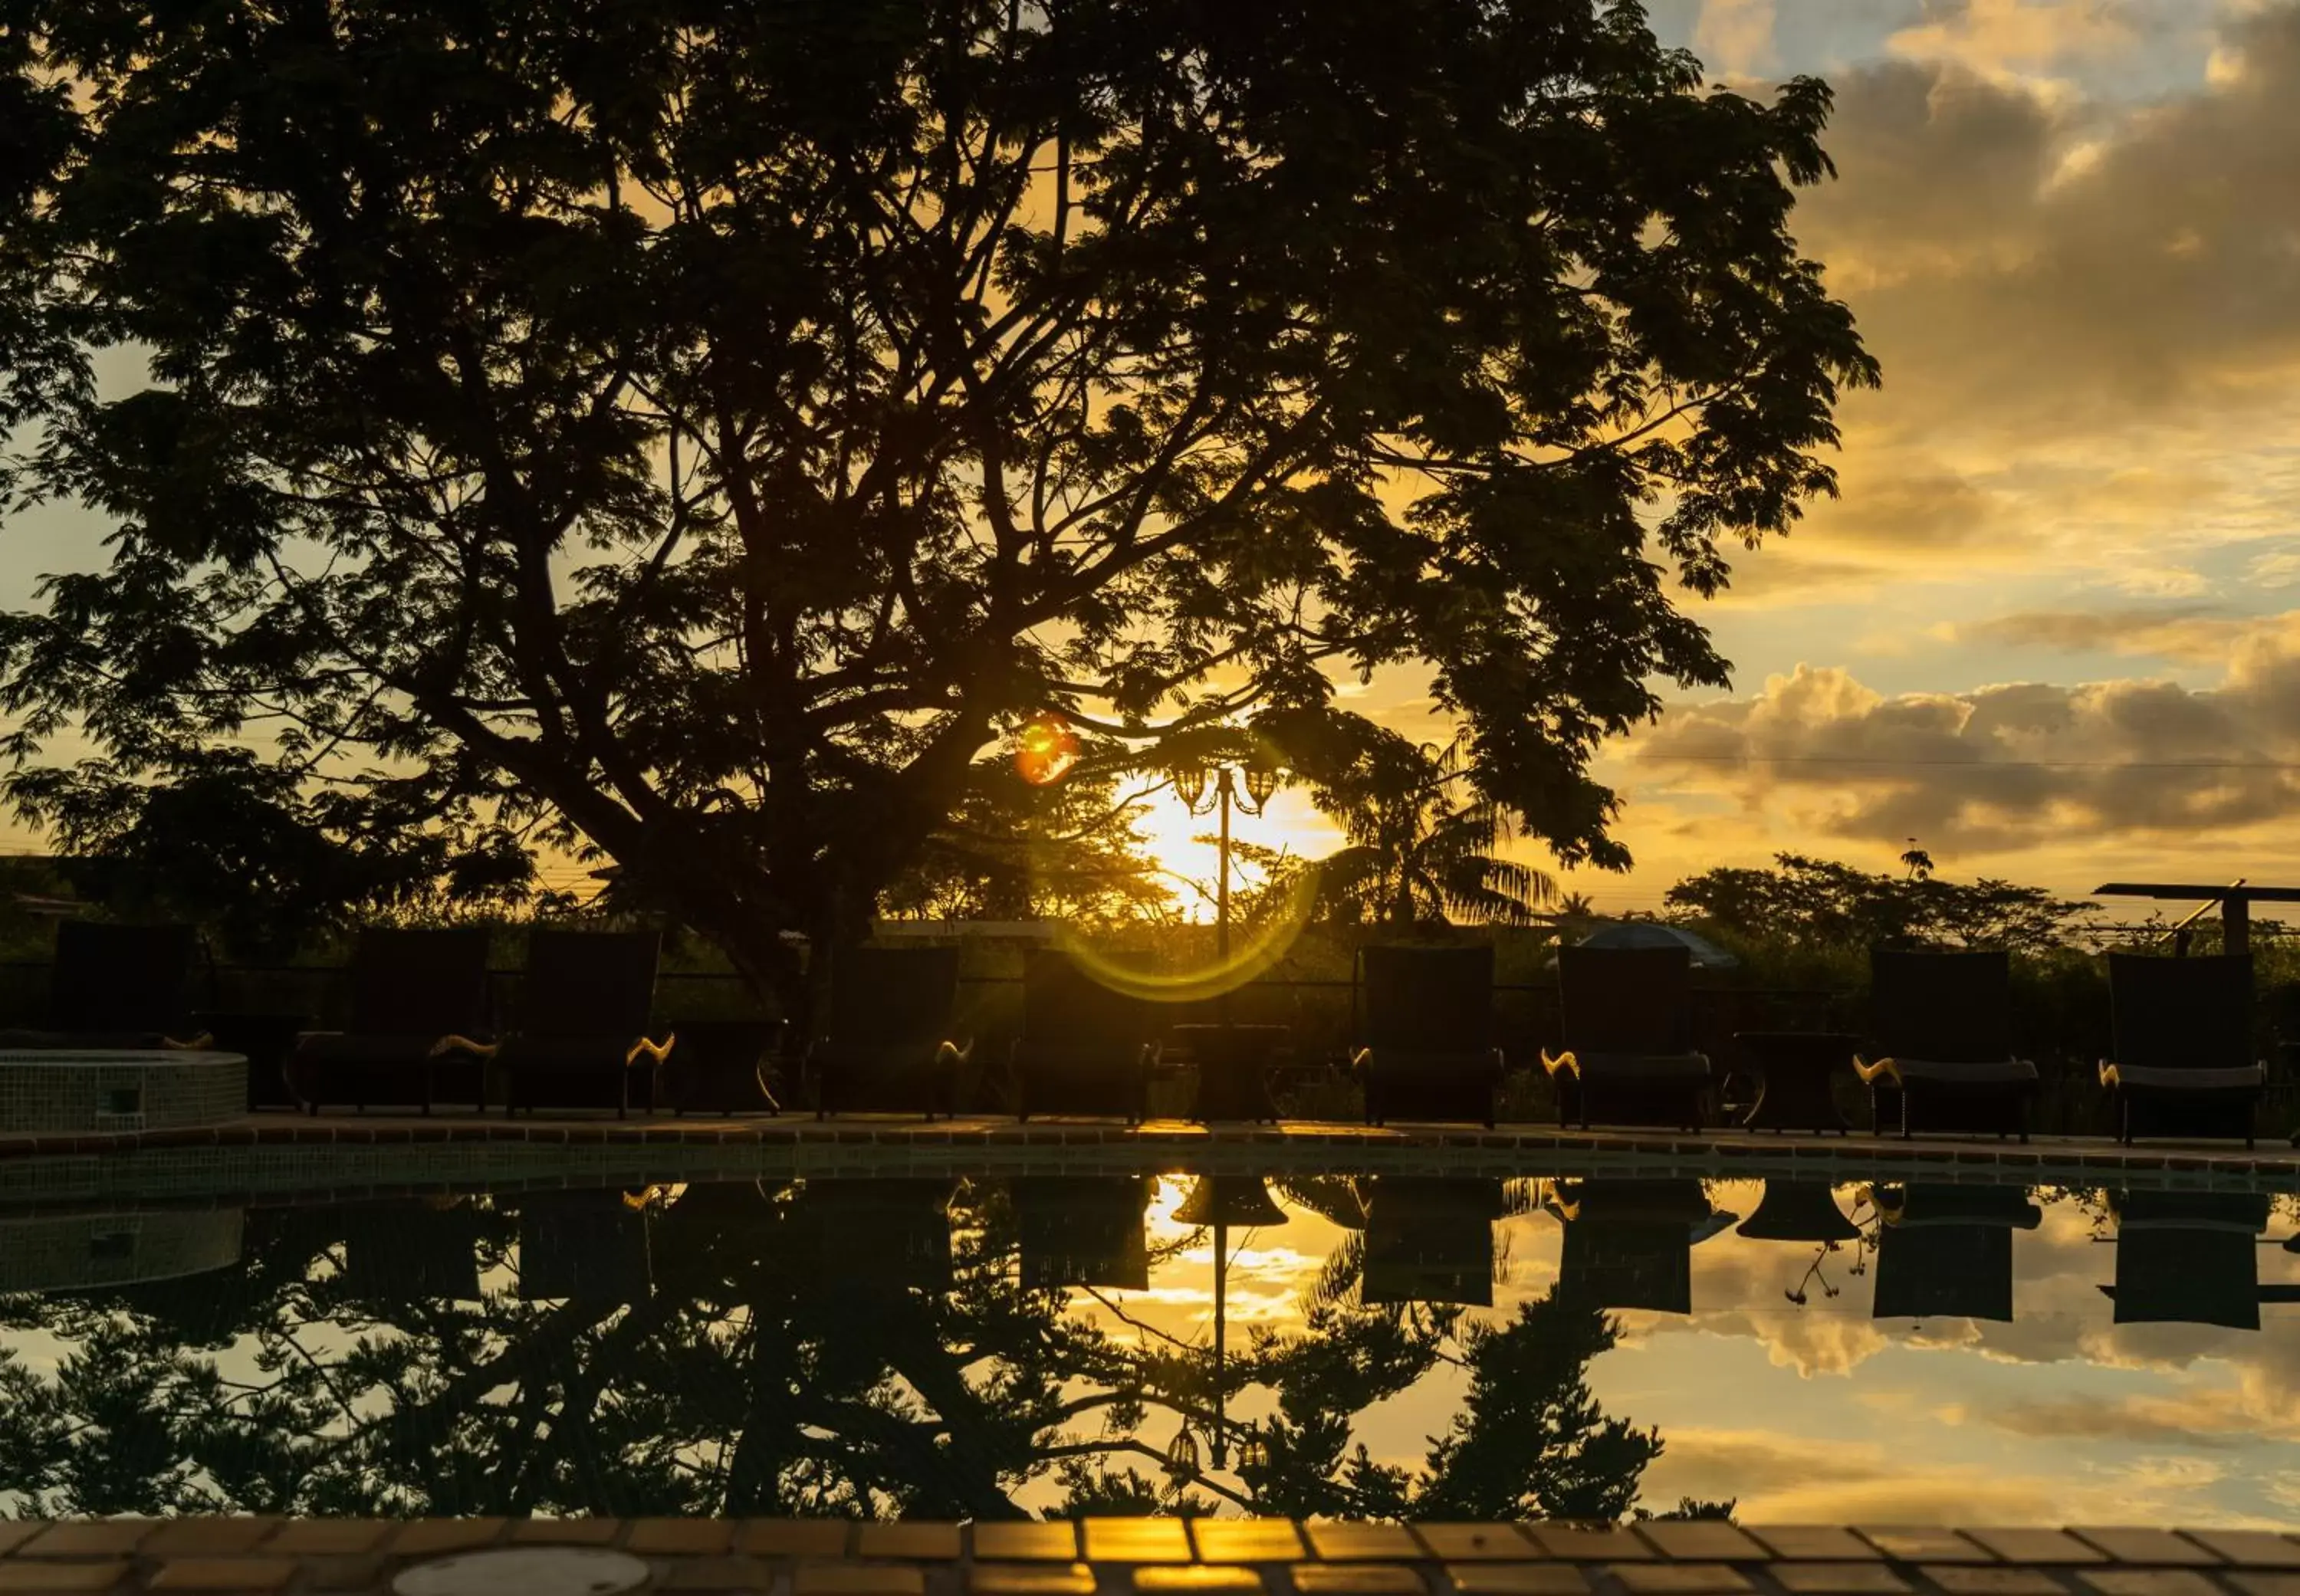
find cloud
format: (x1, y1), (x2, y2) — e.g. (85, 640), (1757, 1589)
(1802, 8), (2300, 435)
(1630, 615), (2300, 850)
(1697, 0), (1779, 77)
(1954, 603), (2238, 658)
(1884, 0), (2145, 89)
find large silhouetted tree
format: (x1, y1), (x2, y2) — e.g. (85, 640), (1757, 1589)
(0, 0), (1874, 987)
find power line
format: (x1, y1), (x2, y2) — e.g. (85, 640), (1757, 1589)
(1630, 754), (2300, 772)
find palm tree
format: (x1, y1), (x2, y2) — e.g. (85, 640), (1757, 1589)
(1316, 736), (1552, 927)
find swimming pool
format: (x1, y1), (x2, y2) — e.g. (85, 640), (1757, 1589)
(0, 1171), (2292, 1526)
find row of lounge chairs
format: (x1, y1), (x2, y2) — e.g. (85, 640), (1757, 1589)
(0, 923), (2274, 1138)
(299, 1177), (2295, 1331)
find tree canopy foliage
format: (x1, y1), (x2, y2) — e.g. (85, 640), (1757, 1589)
(0, 0), (1872, 981)
(1663, 852), (2084, 954)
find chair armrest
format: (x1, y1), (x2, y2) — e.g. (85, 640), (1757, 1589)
(627, 1034), (675, 1069)
(937, 1038), (974, 1067)
(435, 1034), (499, 1059)
(1852, 1053), (1898, 1088)
(1539, 1047), (1579, 1080)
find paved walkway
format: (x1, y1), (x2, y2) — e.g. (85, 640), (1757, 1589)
(2, 1517), (2299, 1596)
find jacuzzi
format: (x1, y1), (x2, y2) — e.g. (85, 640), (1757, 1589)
(0, 1049), (247, 1133)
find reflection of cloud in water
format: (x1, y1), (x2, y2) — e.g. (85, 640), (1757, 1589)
(1071, 1177), (2300, 1525)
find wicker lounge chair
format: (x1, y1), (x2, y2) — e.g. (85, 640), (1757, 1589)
(1868, 1182), (2039, 1322)
(1361, 1178), (1504, 1307)
(0, 921), (207, 1049)
(1352, 944), (1505, 1127)
(1855, 950), (2036, 1141)
(1549, 1178), (1727, 1314)
(2100, 954), (2262, 1147)
(808, 945), (969, 1118)
(1010, 951), (1155, 1121)
(517, 1189), (652, 1304)
(496, 928), (675, 1118)
(286, 927), (494, 1114)
(2101, 1190), (2280, 1330)
(1014, 1177), (1152, 1290)
(1541, 946), (1711, 1130)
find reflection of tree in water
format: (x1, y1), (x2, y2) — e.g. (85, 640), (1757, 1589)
(0, 1181), (1659, 1521)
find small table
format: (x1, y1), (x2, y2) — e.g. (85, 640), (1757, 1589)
(1734, 1030), (1859, 1134)
(1171, 1023), (1287, 1122)
(659, 1019), (786, 1115)
(194, 1009), (312, 1110)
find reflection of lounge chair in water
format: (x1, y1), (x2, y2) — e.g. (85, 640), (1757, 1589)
(2101, 1190), (2291, 1331)
(1014, 1177), (1150, 1290)
(1869, 1184), (2040, 1322)
(1362, 1179), (1504, 1307)
(1549, 1179), (1731, 1315)
(518, 1190), (653, 1305)
(336, 1200), (485, 1303)
(1734, 1181), (1861, 1243)
(796, 1179), (958, 1294)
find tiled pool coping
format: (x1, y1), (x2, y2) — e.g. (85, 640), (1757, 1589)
(2, 1516), (2299, 1596)
(0, 1115), (2295, 1209)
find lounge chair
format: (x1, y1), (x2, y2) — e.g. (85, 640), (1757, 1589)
(2101, 1190), (2281, 1330)
(1014, 1176), (1151, 1290)
(1854, 950), (2036, 1141)
(808, 945), (970, 1118)
(1361, 1178), (1504, 1307)
(496, 928), (675, 1118)
(284, 927), (494, 1114)
(1868, 1182), (2039, 1322)
(1010, 951), (1155, 1121)
(517, 1189), (653, 1304)
(1549, 1178), (1730, 1314)
(2100, 954), (2262, 1146)
(1351, 944), (1505, 1127)
(0, 921), (207, 1049)
(1541, 947), (1710, 1130)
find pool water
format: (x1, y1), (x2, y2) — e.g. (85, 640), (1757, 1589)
(0, 1174), (2294, 1525)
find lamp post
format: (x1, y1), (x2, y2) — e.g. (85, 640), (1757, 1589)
(1171, 757), (1283, 961)
(1171, 1175), (1283, 1475)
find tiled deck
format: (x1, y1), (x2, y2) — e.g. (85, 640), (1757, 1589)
(3, 1518), (2300, 1596)
(0, 1114), (2294, 1210)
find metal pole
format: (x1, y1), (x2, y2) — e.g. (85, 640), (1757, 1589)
(1216, 769), (1233, 964)
(1211, 1217), (1229, 1470)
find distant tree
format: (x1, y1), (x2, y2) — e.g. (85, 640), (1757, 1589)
(0, 0), (1874, 994)
(1300, 730), (1551, 928)
(881, 763), (1167, 926)
(1664, 853), (2079, 954)
(1900, 840), (1934, 882)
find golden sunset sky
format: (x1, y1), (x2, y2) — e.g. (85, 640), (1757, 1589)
(14, 0), (2300, 920)
(1152, 0), (2300, 918)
